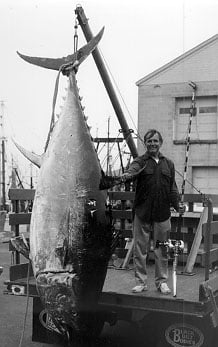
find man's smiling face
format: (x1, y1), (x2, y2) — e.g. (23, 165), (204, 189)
(145, 133), (162, 157)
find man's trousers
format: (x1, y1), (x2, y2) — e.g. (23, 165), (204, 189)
(133, 214), (171, 288)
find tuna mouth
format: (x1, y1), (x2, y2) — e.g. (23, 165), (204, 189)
(36, 271), (104, 338)
(36, 272), (80, 336)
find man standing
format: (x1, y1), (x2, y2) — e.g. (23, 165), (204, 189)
(122, 129), (184, 294)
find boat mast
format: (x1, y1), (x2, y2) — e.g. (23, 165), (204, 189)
(75, 6), (138, 159)
(0, 101), (6, 210)
(106, 116), (110, 175)
(30, 163), (33, 189)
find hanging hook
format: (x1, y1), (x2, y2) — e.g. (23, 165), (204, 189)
(74, 19), (79, 54)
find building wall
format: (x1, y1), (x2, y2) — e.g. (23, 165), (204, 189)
(137, 81), (218, 193)
(139, 39), (218, 85)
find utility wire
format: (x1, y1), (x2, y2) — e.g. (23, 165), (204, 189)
(98, 48), (141, 139)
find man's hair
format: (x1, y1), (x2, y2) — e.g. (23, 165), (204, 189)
(144, 129), (163, 144)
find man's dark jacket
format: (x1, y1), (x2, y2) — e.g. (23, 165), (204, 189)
(125, 152), (180, 223)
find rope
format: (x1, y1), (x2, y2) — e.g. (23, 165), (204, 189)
(44, 68), (63, 152)
(44, 59), (79, 152)
(44, 23), (80, 152)
(18, 259), (31, 347)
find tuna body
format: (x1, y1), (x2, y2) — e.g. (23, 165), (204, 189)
(30, 72), (112, 337)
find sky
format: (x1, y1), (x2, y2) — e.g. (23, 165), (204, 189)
(1, 0), (218, 187)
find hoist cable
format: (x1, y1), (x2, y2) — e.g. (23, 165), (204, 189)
(98, 47), (139, 137)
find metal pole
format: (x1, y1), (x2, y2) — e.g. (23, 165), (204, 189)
(1, 140), (6, 210)
(75, 6), (138, 159)
(117, 142), (124, 174)
(204, 198), (213, 281)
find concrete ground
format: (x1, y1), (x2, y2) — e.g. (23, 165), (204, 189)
(0, 219), (148, 347)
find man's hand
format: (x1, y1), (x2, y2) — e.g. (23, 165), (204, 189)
(178, 202), (186, 215)
(120, 173), (133, 183)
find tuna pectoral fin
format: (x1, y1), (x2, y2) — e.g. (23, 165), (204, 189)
(17, 27), (104, 71)
(99, 170), (122, 190)
(13, 139), (42, 168)
(11, 235), (30, 259)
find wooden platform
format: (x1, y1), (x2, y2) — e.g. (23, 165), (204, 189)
(99, 264), (218, 317)
(103, 265), (205, 302)
(4, 262), (218, 319)
(4, 189), (218, 346)
(5, 189), (218, 323)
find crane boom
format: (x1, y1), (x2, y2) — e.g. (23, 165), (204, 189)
(75, 6), (138, 159)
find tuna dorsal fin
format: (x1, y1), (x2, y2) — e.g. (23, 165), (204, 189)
(13, 139), (42, 168)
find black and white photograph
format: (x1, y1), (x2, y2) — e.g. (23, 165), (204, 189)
(0, 0), (218, 346)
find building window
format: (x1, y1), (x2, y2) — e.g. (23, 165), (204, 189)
(179, 107), (192, 114)
(199, 106), (217, 113)
(175, 96), (217, 142)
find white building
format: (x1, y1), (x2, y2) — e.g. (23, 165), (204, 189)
(136, 34), (218, 194)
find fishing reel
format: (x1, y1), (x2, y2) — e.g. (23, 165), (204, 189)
(156, 239), (184, 259)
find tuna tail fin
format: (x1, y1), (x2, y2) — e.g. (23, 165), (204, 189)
(17, 27), (104, 71)
(13, 139), (43, 168)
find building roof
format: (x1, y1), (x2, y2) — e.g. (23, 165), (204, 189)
(136, 34), (218, 86)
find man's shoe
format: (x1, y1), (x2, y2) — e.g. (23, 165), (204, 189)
(158, 282), (171, 294)
(132, 285), (148, 293)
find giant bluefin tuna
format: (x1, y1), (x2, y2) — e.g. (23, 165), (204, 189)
(13, 28), (114, 341)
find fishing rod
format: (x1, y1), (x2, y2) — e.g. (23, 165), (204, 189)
(177, 81), (197, 231)
(167, 81), (197, 297)
(156, 239), (184, 297)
